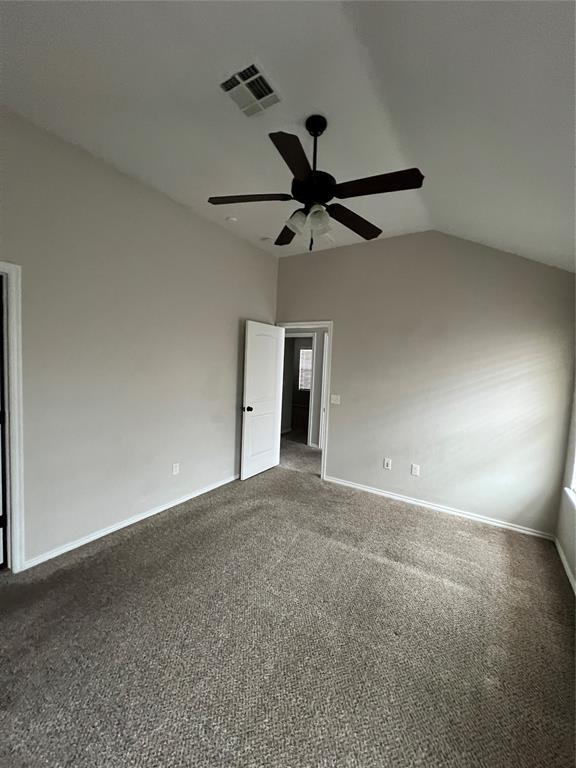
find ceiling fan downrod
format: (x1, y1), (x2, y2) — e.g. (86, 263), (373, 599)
(305, 114), (327, 172)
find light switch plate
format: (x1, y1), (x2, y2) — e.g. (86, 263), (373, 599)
(330, 394), (341, 405)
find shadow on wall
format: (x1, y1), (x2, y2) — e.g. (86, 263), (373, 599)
(329, 322), (572, 532)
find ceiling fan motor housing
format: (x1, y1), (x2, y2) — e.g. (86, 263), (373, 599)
(292, 171), (336, 207)
(305, 114), (328, 137)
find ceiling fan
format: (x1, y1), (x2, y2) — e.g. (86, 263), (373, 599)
(208, 115), (424, 250)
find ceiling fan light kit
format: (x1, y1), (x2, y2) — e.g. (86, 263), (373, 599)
(308, 204), (332, 236)
(285, 209), (308, 235)
(208, 114), (424, 249)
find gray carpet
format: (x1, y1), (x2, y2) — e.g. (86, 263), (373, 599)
(283, 429), (307, 445)
(280, 437), (321, 476)
(0, 466), (574, 767)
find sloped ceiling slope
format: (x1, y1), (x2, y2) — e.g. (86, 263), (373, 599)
(346, 1), (575, 272)
(2, 1), (574, 270)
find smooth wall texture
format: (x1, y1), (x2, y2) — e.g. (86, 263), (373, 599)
(2, 112), (277, 562)
(277, 232), (575, 534)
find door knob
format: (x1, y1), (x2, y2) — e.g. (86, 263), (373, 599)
(243, 406), (254, 412)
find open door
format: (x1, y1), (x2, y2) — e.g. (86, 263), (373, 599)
(241, 321), (285, 480)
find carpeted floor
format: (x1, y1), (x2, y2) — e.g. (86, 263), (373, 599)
(280, 436), (321, 476)
(1, 466), (574, 767)
(282, 429), (308, 445)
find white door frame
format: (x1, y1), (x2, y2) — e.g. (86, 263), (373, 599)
(278, 321), (333, 481)
(285, 332), (316, 448)
(0, 262), (24, 572)
(319, 331), (329, 451)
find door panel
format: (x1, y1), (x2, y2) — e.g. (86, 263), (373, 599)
(251, 413), (275, 455)
(246, 334), (278, 402)
(241, 321), (285, 480)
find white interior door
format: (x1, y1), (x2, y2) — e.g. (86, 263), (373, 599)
(241, 321), (285, 480)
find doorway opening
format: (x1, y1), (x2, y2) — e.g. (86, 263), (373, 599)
(278, 322), (332, 478)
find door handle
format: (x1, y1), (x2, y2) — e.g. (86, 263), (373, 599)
(243, 406), (254, 412)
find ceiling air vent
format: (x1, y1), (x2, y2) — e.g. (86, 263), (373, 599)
(219, 64), (280, 117)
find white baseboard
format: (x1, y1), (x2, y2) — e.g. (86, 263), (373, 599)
(20, 474), (239, 572)
(324, 475), (554, 541)
(555, 537), (576, 593)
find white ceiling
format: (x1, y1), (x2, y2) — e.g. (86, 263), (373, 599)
(2, 1), (574, 271)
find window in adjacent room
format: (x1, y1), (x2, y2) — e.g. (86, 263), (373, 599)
(298, 348), (313, 391)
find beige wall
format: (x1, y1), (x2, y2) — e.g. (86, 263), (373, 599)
(278, 232), (575, 534)
(2, 112), (277, 562)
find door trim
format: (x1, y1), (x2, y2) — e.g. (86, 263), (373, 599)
(278, 321), (333, 481)
(319, 331), (329, 450)
(0, 262), (24, 572)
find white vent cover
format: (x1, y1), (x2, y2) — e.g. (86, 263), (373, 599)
(220, 64), (280, 117)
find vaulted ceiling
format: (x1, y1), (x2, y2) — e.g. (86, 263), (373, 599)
(2, 1), (574, 270)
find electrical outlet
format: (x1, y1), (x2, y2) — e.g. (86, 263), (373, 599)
(411, 463), (420, 477)
(384, 457), (392, 470)
(172, 462), (180, 476)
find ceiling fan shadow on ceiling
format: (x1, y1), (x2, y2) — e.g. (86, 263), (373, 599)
(208, 114), (424, 250)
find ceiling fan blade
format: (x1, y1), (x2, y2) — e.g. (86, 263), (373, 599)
(208, 193), (292, 205)
(269, 132), (311, 180)
(327, 203), (382, 240)
(335, 168), (424, 199)
(274, 226), (296, 246)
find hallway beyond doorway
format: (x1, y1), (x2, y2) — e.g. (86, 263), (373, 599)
(280, 434), (321, 476)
